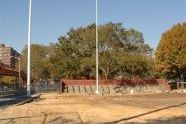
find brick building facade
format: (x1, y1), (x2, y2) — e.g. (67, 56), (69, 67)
(0, 44), (20, 68)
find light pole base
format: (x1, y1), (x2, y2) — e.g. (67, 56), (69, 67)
(95, 90), (99, 94)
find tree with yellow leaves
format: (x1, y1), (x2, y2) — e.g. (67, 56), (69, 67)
(156, 22), (186, 80)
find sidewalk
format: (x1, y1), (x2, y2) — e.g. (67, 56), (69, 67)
(0, 94), (40, 108)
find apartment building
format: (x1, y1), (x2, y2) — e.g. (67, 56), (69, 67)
(0, 44), (20, 68)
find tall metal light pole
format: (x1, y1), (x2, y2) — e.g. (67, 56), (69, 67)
(95, 0), (99, 94)
(27, 0), (32, 97)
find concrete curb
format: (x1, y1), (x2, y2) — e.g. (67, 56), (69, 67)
(16, 94), (41, 106)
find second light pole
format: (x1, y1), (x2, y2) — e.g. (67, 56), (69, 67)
(95, 0), (99, 94)
(27, 0), (32, 97)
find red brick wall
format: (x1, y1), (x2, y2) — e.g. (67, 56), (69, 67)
(61, 79), (171, 91)
(156, 79), (171, 91)
(0, 64), (26, 80)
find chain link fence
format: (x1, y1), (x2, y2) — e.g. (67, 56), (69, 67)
(0, 81), (61, 96)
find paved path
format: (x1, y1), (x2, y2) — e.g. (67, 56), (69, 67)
(0, 95), (28, 108)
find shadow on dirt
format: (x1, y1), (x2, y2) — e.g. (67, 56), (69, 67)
(0, 112), (83, 124)
(124, 116), (186, 124)
(104, 102), (186, 124)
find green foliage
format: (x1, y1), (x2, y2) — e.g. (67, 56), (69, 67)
(50, 24), (96, 79)
(156, 22), (186, 79)
(0, 76), (17, 84)
(51, 22), (153, 79)
(20, 22), (154, 80)
(20, 44), (52, 81)
(116, 53), (154, 79)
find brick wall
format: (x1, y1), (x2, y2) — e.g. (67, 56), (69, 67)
(0, 63), (27, 80)
(61, 79), (171, 91)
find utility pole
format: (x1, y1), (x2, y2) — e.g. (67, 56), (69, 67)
(27, 0), (32, 97)
(95, 0), (99, 94)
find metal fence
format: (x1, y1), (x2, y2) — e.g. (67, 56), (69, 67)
(0, 82), (61, 96)
(0, 84), (18, 96)
(31, 82), (61, 93)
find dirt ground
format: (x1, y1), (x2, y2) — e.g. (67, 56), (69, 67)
(0, 92), (186, 124)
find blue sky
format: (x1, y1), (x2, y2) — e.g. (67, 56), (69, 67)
(0, 0), (95, 52)
(99, 0), (186, 49)
(0, 0), (186, 52)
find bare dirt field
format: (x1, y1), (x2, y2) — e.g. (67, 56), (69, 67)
(0, 92), (186, 124)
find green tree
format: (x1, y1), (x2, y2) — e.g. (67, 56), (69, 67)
(0, 76), (17, 84)
(20, 44), (51, 81)
(26, 22), (154, 80)
(98, 23), (153, 79)
(50, 24), (96, 79)
(156, 22), (186, 80)
(113, 51), (154, 79)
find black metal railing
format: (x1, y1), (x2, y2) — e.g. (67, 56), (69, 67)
(31, 82), (61, 93)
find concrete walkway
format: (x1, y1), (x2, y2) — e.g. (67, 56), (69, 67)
(0, 94), (39, 108)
